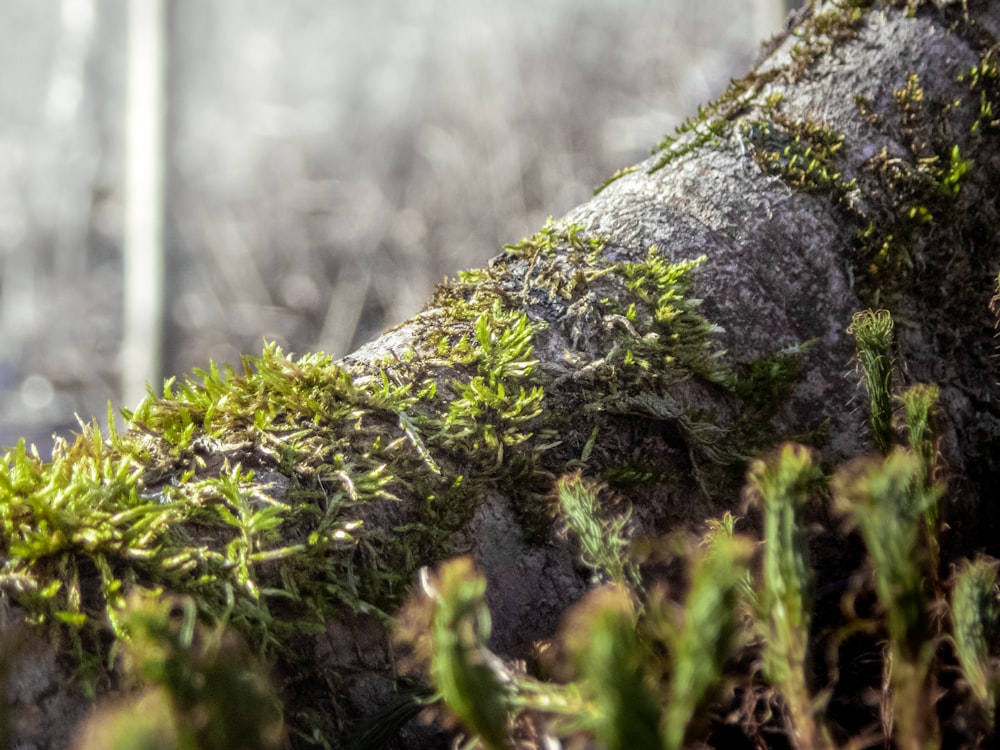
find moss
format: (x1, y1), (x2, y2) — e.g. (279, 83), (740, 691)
(731, 341), (815, 415)
(500, 216), (611, 303)
(602, 250), (814, 463)
(740, 61), (980, 309)
(959, 47), (1000, 134)
(8, 0), (933, 726)
(646, 1), (867, 176)
(433, 300), (545, 468)
(637, 2), (991, 313)
(0, 349), (412, 646)
(737, 89), (969, 305)
(0, 299), (556, 741)
(601, 2), (998, 320)
(436, 220), (818, 531)
(786, 2), (866, 74)
(741, 114), (856, 196)
(852, 71), (977, 305)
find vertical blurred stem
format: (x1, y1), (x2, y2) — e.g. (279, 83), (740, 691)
(563, 586), (663, 750)
(848, 310), (895, 454)
(123, 0), (167, 409)
(746, 444), (832, 750)
(429, 558), (512, 750)
(660, 536), (753, 750)
(951, 557), (1000, 736)
(834, 451), (942, 750)
(899, 383), (941, 576)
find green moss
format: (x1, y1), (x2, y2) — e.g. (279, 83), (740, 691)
(500, 217), (611, 302)
(959, 47), (1000, 134)
(605, 4), (994, 317)
(951, 557), (1000, 733)
(0, 350), (419, 662)
(741, 114), (856, 196)
(731, 341), (815, 414)
(786, 2), (865, 74)
(0, 200), (822, 743)
(496, 238), (807, 488)
(647, 1), (867, 176)
(548, 246), (819, 494)
(435, 300), (545, 469)
(651, 109), (736, 173)
(606, 250), (729, 385)
(602, 461), (672, 489)
(848, 309), (895, 454)
(555, 473), (639, 589)
(0, 303), (556, 740)
(851, 72), (975, 305)
(741, 65), (977, 309)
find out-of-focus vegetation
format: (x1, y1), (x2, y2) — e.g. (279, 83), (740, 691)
(394, 301), (1000, 750)
(0, 0), (765, 450)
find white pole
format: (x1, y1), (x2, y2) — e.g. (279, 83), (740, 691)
(123, 0), (167, 410)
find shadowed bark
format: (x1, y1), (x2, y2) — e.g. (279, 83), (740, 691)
(4, 2), (1000, 748)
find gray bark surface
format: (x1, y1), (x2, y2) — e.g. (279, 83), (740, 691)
(4, 2), (1000, 747)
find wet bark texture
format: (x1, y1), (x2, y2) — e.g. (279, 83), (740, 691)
(5, 2), (1000, 748)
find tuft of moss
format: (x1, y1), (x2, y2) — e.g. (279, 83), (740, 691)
(951, 557), (1000, 734)
(848, 309), (896, 454)
(740, 114), (856, 197)
(74, 588), (284, 750)
(555, 473), (638, 590)
(745, 444), (833, 750)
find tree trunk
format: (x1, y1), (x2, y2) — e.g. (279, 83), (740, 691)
(4, 1), (1000, 748)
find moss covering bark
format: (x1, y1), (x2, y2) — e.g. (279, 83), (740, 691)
(2, 1), (1000, 747)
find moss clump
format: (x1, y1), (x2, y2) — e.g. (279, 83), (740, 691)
(593, 165), (638, 195)
(785, 2), (866, 73)
(0, 348), (416, 677)
(959, 47), (1000, 135)
(585, 247), (816, 484)
(501, 216), (610, 302)
(738, 66), (977, 309)
(436, 218), (817, 538)
(434, 300), (545, 469)
(741, 114), (856, 197)
(0, 302), (554, 742)
(613, 249), (730, 385)
(850, 73), (975, 303)
(621, 6), (993, 317)
(75, 588), (285, 750)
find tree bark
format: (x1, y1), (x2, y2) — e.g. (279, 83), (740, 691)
(4, 1), (1000, 748)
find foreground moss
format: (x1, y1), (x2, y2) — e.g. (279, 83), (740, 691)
(398, 302), (1000, 749)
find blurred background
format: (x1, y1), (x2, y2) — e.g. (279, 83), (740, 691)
(0, 0), (799, 450)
